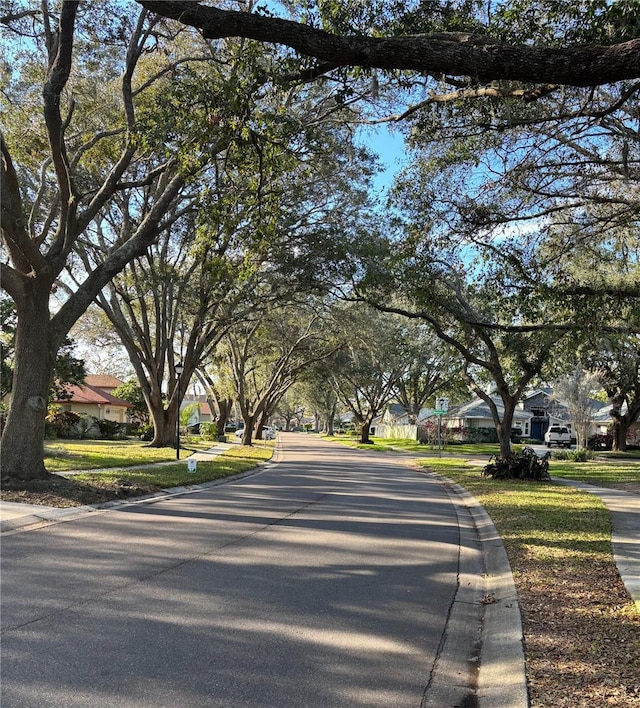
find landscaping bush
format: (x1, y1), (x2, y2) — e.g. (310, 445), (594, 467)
(199, 421), (218, 441)
(587, 432), (613, 450)
(137, 423), (154, 441)
(482, 447), (551, 481)
(554, 448), (593, 462)
(96, 418), (127, 440)
(70, 414), (101, 439)
(569, 448), (593, 462)
(465, 426), (499, 444)
(46, 409), (82, 438)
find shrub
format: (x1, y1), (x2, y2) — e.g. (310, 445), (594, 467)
(464, 426), (499, 444)
(137, 423), (154, 441)
(96, 418), (126, 440)
(587, 433), (613, 450)
(70, 414), (101, 439)
(569, 448), (593, 462)
(199, 421), (218, 441)
(482, 447), (551, 481)
(46, 408), (81, 438)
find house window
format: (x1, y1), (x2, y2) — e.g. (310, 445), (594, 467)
(105, 408), (111, 414)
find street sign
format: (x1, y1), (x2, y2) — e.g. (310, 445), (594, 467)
(435, 397), (449, 412)
(433, 410), (446, 415)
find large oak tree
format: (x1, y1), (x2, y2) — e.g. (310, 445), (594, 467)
(138, 0), (640, 87)
(1, 2), (295, 482)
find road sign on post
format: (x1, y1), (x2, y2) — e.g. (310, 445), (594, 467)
(434, 397), (449, 455)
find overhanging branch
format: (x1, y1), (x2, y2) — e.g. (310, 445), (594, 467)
(138, 1), (640, 87)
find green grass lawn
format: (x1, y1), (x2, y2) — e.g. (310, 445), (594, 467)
(324, 434), (505, 456)
(71, 444), (273, 489)
(550, 458), (640, 486)
(43, 438), (274, 489)
(44, 438), (216, 472)
(413, 455), (640, 705)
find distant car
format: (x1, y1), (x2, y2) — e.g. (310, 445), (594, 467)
(544, 425), (571, 448)
(235, 426), (276, 440)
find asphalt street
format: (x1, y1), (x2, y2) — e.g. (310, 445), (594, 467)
(0, 434), (525, 707)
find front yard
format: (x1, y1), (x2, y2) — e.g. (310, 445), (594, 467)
(1, 439), (273, 507)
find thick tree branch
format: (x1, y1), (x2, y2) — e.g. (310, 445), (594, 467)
(138, 1), (640, 87)
(1, 134), (43, 276)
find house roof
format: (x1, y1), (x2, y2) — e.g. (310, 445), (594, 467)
(383, 404), (436, 423)
(523, 388), (553, 400)
(445, 397), (533, 422)
(590, 402), (625, 423)
(53, 383), (133, 407)
(85, 374), (125, 390)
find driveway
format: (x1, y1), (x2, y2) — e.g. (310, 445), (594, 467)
(1, 433), (523, 707)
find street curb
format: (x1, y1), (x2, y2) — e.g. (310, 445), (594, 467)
(439, 476), (529, 708)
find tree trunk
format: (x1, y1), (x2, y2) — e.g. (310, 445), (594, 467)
(612, 420), (627, 452)
(214, 397), (233, 439)
(1, 287), (55, 482)
(359, 419), (373, 444)
(239, 414), (256, 445)
(147, 403), (178, 448)
(496, 405), (516, 459)
(326, 416), (335, 436)
(610, 399), (627, 452)
(240, 424), (253, 445)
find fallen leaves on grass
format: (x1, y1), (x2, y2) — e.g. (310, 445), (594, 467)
(1, 474), (158, 507)
(515, 557), (640, 707)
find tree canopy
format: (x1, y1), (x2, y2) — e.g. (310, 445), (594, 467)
(138, 1), (640, 87)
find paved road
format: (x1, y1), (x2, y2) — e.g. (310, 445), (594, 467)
(1, 434), (508, 708)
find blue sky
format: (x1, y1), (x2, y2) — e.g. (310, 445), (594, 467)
(358, 124), (408, 194)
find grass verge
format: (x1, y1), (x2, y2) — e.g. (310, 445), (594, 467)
(43, 438), (213, 472)
(2, 442), (273, 508)
(417, 456), (640, 707)
(73, 444), (272, 488)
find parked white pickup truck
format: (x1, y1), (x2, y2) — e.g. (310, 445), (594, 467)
(544, 425), (572, 448)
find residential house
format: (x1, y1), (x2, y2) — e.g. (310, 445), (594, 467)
(443, 397), (533, 438)
(590, 401), (640, 446)
(519, 389), (564, 440)
(52, 375), (132, 423)
(375, 404), (435, 440)
(519, 389), (612, 441)
(84, 374), (126, 396)
(180, 394), (214, 427)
